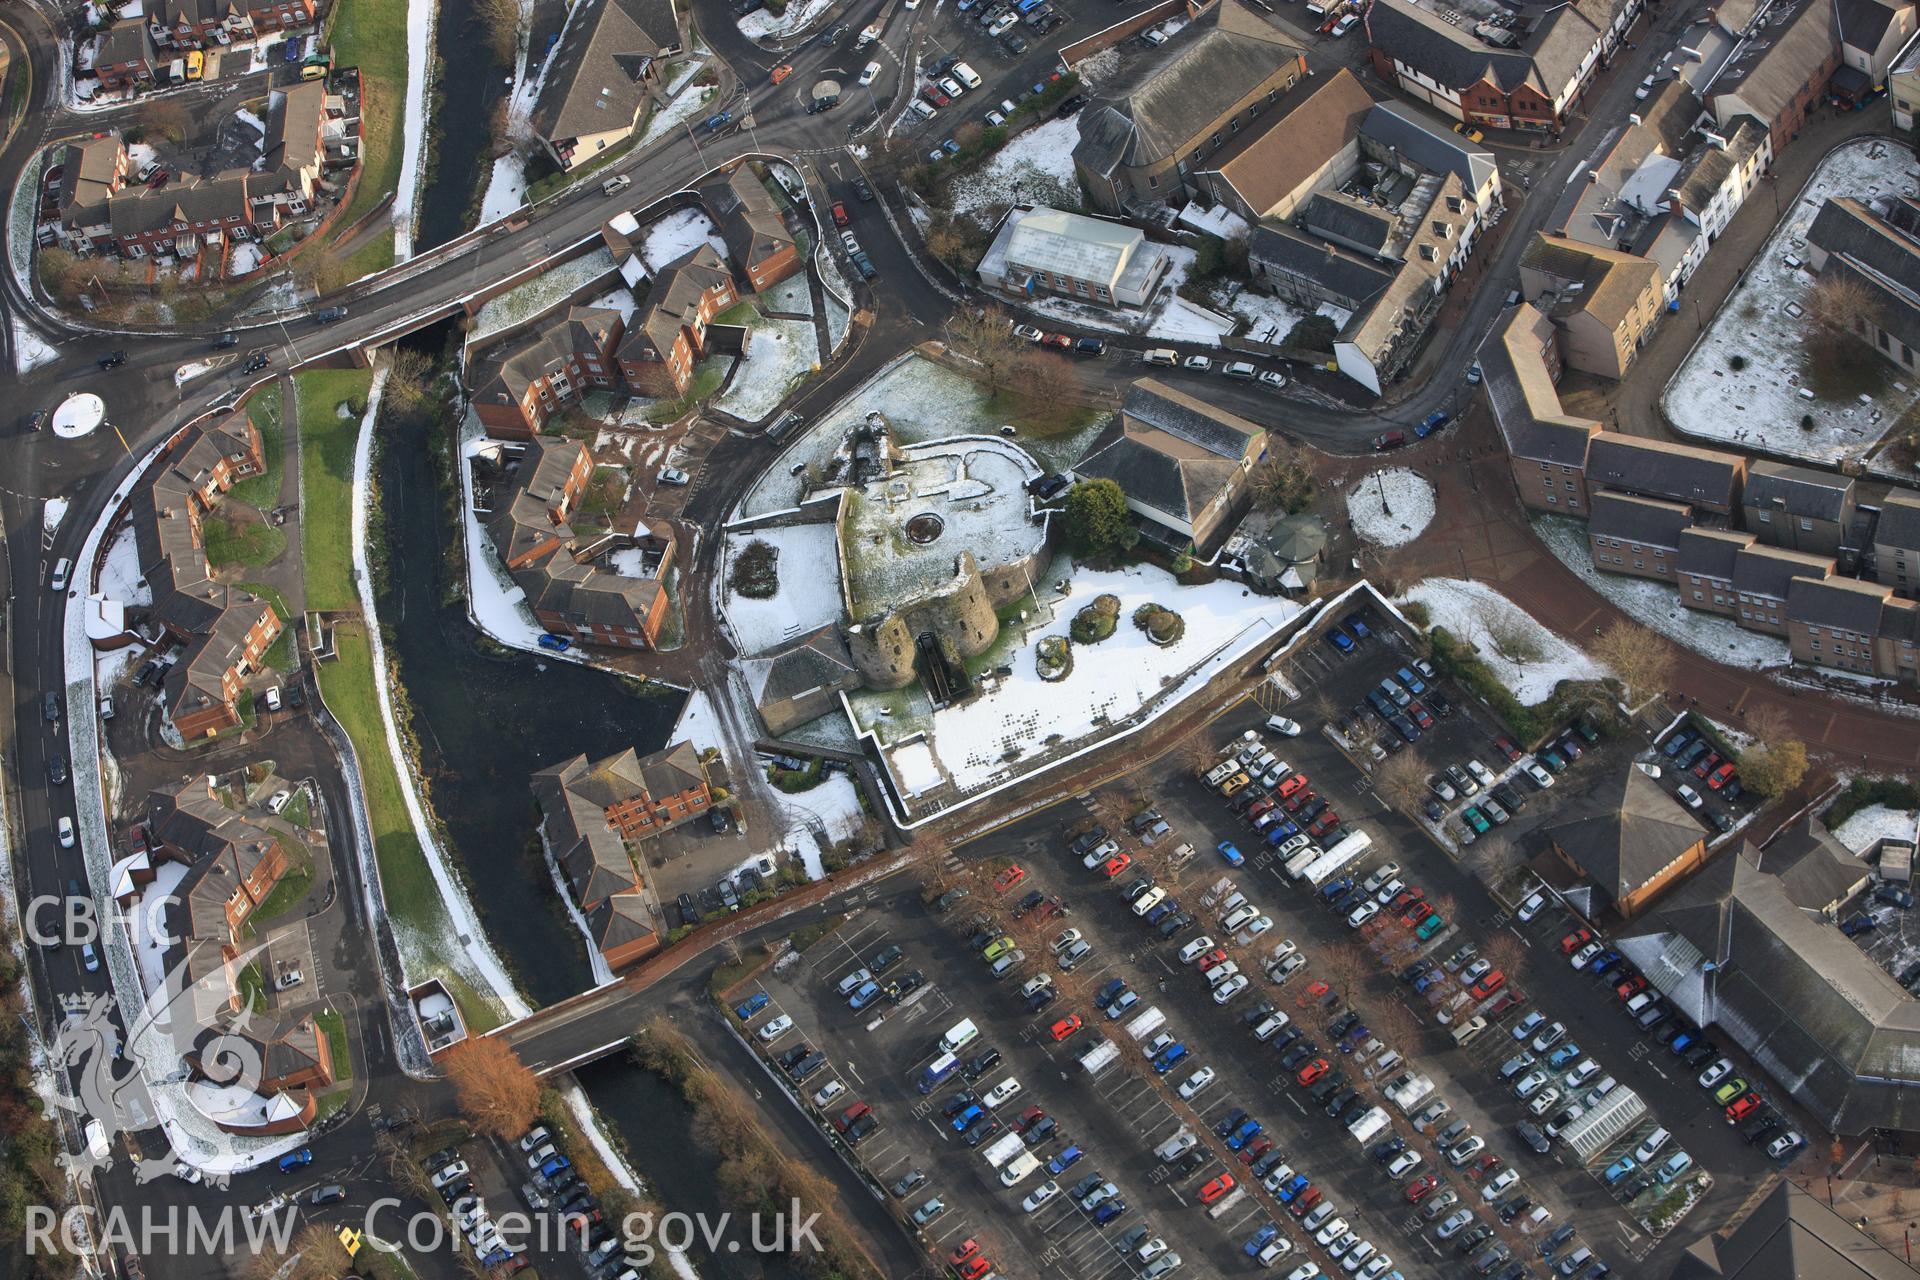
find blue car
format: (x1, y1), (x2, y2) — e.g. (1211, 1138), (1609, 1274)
(1092, 1198), (1128, 1225)
(1603, 1156), (1636, 1185)
(734, 992), (769, 1020)
(704, 111), (731, 132)
(1217, 841), (1245, 867)
(1366, 690), (1396, 720)
(1395, 666), (1427, 696)
(1416, 410), (1450, 438)
(1326, 626), (1355, 653)
(1344, 613), (1371, 640)
(1152, 1043), (1189, 1074)
(1547, 1043), (1582, 1069)
(849, 980), (882, 1010)
(1320, 876), (1354, 902)
(278, 1148), (313, 1173)
(1145, 900), (1176, 926)
(1246, 1224), (1281, 1257)
(942, 138), (960, 155)
(1227, 1118), (1262, 1151)
(1589, 949), (1623, 975)
(1669, 1031), (1698, 1055)
(1414, 971), (1444, 994)
(537, 632), (572, 652)
(1278, 1174), (1310, 1202)
(1047, 1145), (1084, 1175)
(539, 1155), (570, 1178)
(1096, 979), (1127, 1007)
(952, 1105), (983, 1132)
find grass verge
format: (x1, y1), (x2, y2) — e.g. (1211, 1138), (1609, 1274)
(315, 1008), (353, 1081)
(328, 0), (410, 239)
(295, 369), (374, 613)
(251, 843), (315, 921)
(228, 382), (285, 509)
(202, 514), (287, 568)
(315, 622), (503, 1033)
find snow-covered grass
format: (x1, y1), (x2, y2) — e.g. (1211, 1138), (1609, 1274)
(173, 360), (217, 387)
(825, 292), (851, 353)
(855, 561), (1296, 798)
(714, 315), (816, 421)
(228, 242), (264, 276)
(635, 61), (715, 149)
(459, 427), (550, 649)
(392, 0), (436, 261)
(1206, 280), (1305, 344)
(1344, 468), (1436, 547)
(467, 248), (617, 342)
(950, 117), (1083, 223)
(739, 0), (834, 39)
(1149, 295), (1234, 344)
(43, 498), (69, 538)
(1401, 577), (1608, 705)
(1533, 514), (1794, 670)
(12, 315), (58, 373)
(640, 207), (730, 272)
(760, 270), (814, 316)
(97, 524), (152, 606)
(1832, 805), (1919, 855)
(722, 524), (845, 655)
(1662, 137), (1920, 466)
(481, 153), (528, 223)
(778, 773), (865, 877)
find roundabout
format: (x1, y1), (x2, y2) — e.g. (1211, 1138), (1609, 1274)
(50, 392), (105, 440)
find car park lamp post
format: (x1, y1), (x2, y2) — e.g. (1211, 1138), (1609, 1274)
(1377, 471), (1391, 518)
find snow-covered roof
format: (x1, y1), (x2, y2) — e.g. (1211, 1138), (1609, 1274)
(1006, 208), (1147, 291)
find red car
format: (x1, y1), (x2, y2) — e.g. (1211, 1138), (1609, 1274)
(1296, 1058), (1330, 1086)
(957, 1259), (990, 1280)
(1049, 1015), (1082, 1041)
(1239, 1136), (1275, 1165)
(1708, 761), (1738, 790)
(1469, 970), (1505, 999)
(993, 864), (1026, 893)
(1404, 1174), (1440, 1202)
(1277, 773), (1310, 798)
(147, 169), (171, 189)
(1403, 901), (1435, 929)
(1467, 1154), (1503, 1182)
(1309, 811), (1341, 838)
(1289, 1187), (1323, 1217)
(1283, 788), (1316, 814)
(1015, 1105), (1045, 1132)
(1390, 887), (1426, 911)
(1040, 333), (1073, 349)
(831, 201), (850, 227)
(921, 84), (950, 107)
(1199, 1173), (1237, 1204)
(949, 1240), (979, 1268)
(1615, 975), (1647, 1000)
(1247, 797), (1276, 820)
(1726, 1094), (1763, 1123)
(833, 1101), (870, 1132)
(1493, 736), (1522, 763)
(1100, 853), (1131, 878)
(1692, 751), (1723, 780)
(1484, 988), (1527, 1017)
(1408, 703), (1434, 730)
(1559, 928), (1594, 955)
(1195, 949), (1228, 971)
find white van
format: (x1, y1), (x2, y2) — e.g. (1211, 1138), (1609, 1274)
(49, 558), (71, 592)
(1144, 348), (1178, 366)
(909, 99), (936, 120)
(1223, 361), (1257, 379)
(939, 1017), (979, 1054)
(999, 1152), (1041, 1186)
(952, 61), (982, 89)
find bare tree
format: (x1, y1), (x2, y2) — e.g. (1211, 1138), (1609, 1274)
(444, 1036), (542, 1140)
(1177, 731), (1220, 779)
(1009, 351), (1087, 430)
(290, 246), (351, 298)
(1805, 272), (1881, 340)
(472, 0), (521, 64)
(1480, 931), (1527, 980)
(1249, 443), (1317, 514)
(142, 97), (193, 144)
(1372, 751), (1430, 815)
(36, 247), (90, 303)
(247, 1223), (351, 1280)
(1481, 606), (1543, 673)
(1592, 620), (1675, 710)
(383, 348), (440, 421)
(950, 304), (1021, 384)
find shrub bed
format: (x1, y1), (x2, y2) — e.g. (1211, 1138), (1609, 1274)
(1132, 603), (1184, 646)
(730, 538), (779, 598)
(1070, 593), (1121, 644)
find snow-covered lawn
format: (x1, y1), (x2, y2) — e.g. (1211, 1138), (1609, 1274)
(635, 62), (715, 149)
(12, 314), (58, 373)
(855, 561), (1297, 797)
(825, 292), (851, 353)
(1402, 578), (1608, 705)
(227, 242), (264, 275)
(481, 154), (527, 223)
(1345, 468), (1435, 547)
(739, 0), (833, 38)
(950, 117), (1083, 222)
(1662, 137), (1920, 466)
(392, 0), (434, 261)
(459, 425), (554, 649)
(1150, 296), (1235, 344)
(760, 270), (814, 315)
(722, 523), (845, 655)
(173, 359), (217, 387)
(1832, 804), (1919, 856)
(1533, 515), (1793, 670)
(97, 524), (152, 605)
(714, 316), (816, 421)
(43, 497), (69, 539)
(779, 773), (866, 877)
(1206, 280), (1307, 344)
(468, 248), (619, 342)
(640, 207), (730, 272)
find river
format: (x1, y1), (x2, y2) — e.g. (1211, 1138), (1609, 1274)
(414, 0), (511, 251)
(577, 1058), (814, 1280)
(376, 337), (683, 1005)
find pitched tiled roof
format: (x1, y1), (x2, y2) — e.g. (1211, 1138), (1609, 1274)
(1590, 489), (1690, 547)
(1585, 433), (1743, 509)
(1359, 101), (1500, 195)
(61, 137), (123, 218)
(1300, 194), (1393, 255)
(1708, 0), (1839, 128)
(98, 19), (154, 67)
(1745, 459), (1856, 523)
(1522, 234), (1660, 329)
(1732, 543), (1832, 600)
(1538, 761), (1705, 905)
(1878, 491), (1920, 552)
(1246, 222), (1396, 310)
(531, 0), (681, 143)
(1479, 303), (1601, 466)
(1677, 526), (1752, 581)
(108, 171), (252, 238)
(1191, 68), (1374, 219)
(1788, 574), (1890, 634)
(702, 166), (793, 280)
(1366, 0), (1625, 98)
(263, 81), (325, 184)
(759, 627), (857, 704)
(473, 304), (624, 410)
(1070, 0), (1305, 172)
(1121, 379), (1263, 460)
(620, 244), (732, 361)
